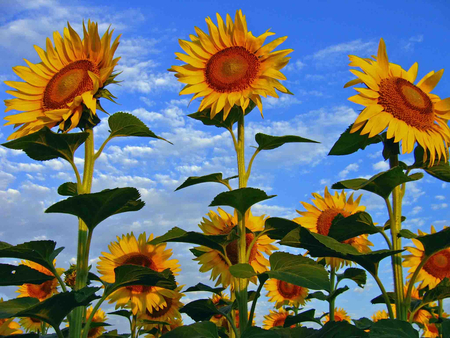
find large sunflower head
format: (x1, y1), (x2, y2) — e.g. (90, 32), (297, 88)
(97, 232), (180, 315)
(137, 286), (184, 324)
(0, 299), (22, 335)
(194, 208), (277, 288)
(264, 278), (309, 309)
(294, 187), (373, 269)
(170, 9), (292, 119)
(403, 226), (450, 290)
(323, 307), (351, 324)
(4, 20), (121, 140)
(16, 260), (63, 301)
(262, 308), (294, 330)
(345, 38), (450, 165)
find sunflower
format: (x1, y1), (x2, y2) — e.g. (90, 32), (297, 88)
(210, 293), (230, 328)
(403, 226), (450, 290)
(262, 309), (294, 329)
(345, 38), (450, 165)
(194, 208), (277, 287)
(371, 309), (391, 322)
(404, 283), (434, 326)
(17, 260), (63, 301)
(137, 287), (184, 323)
(0, 299), (22, 335)
(85, 307), (107, 338)
(323, 308), (351, 324)
(97, 232), (180, 315)
(423, 312), (449, 338)
(4, 20), (121, 140)
(264, 278), (309, 309)
(293, 187), (373, 269)
(170, 10), (292, 119)
(19, 317), (49, 333)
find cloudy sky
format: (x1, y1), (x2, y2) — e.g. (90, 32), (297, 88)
(0, 0), (449, 332)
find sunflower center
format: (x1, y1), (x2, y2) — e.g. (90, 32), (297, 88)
(316, 208), (350, 236)
(277, 280), (302, 299)
(205, 46), (260, 93)
(43, 60), (99, 110)
(26, 279), (55, 300)
(225, 233), (258, 265)
(122, 254), (157, 293)
(378, 77), (434, 130)
(30, 317), (41, 323)
(146, 297), (173, 319)
(272, 316), (287, 327)
(423, 250), (450, 279)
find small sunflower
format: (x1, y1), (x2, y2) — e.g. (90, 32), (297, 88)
(403, 226), (450, 290)
(19, 316), (49, 333)
(345, 38), (450, 165)
(0, 299), (22, 335)
(423, 312), (449, 338)
(194, 208), (277, 287)
(137, 287), (184, 323)
(264, 278), (309, 309)
(210, 293), (230, 328)
(170, 10), (292, 119)
(85, 307), (107, 338)
(371, 309), (391, 322)
(294, 187), (373, 269)
(323, 307), (351, 324)
(97, 232), (180, 315)
(404, 283), (434, 326)
(4, 20), (121, 140)
(17, 260), (63, 301)
(262, 308), (294, 329)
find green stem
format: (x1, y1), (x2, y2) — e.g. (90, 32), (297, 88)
(329, 268), (336, 321)
(245, 149), (260, 183)
(94, 135), (113, 160)
(438, 299), (444, 337)
(224, 312), (239, 338)
(379, 228), (393, 250)
(54, 326), (65, 338)
(131, 314), (137, 338)
(82, 295), (108, 338)
(371, 273), (395, 319)
(248, 279), (265, 327)
(404, 256), (429, 312)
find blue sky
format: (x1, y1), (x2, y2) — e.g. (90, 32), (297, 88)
(0, 0), (449, 332)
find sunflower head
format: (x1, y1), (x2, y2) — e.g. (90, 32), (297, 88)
(210, 293), (231, 327)
(423, 312), (449, 338)
(264, 278), (309, 308)
(97, 232), (180, 315)
(323, 307), (351, 324)
(0, 299), (23, 335)
(170, 10), (292, 120)
(4, 20), (121, 140)
(262, 308), (294, 330)
(345, 38), (450, 165)
(137, 287), (184, 323)
(294, 187), (373, 269)
(194, 208), (277, 287)
(371, 309), (390, 322)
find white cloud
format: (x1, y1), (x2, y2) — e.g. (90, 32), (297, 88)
(373, 161), (389, 171)
(403, 35), (424, 51)
(411, 206), (422, 215)
(431, 203), (448, 210)
(339, 163), (359, 178)
(262, 95), (302, 109)
(311, 39), (376, 61)
(435, 195), (445, 200)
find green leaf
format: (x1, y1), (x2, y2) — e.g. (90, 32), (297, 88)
(416, 227), (450, 256)
(337, 268), (367, 288)
(284, 309), (322, 327)
(149, 227), (227, 255)
(422, 278), (450, 304)
(183, 283), (225, 295)
(0, 240), (63, 273)
(0, 287), (99, 329)
(312, 321), (369, 337)
(327, 212), (379, 242)
(242, 326), (316, 338)
(1, 127), (88, 163)
(328, 286), (350, 302)
(383, 216), (406, 230)
(104, 265), (176, 296)
(108, 309), (132, 320)
(209, 188), (276, 216)
(255, 133), (318, 151)
(329, 124), (383, 156)
(175, 173), (231, 191)
(97, 329), (130, 338)
(368, 319), (419, 338)
(424, 162), (450, 182)
(0, 263), (54, 286)
(162, 321), (219, 338)
(260, 252), (330, 291)
(264, 217), (301, 240)
(179, 299), (222, 322)
(229, 263), (257, 278)
(139, 319), (170, 326)
(188, 101), (255, 130)
(352, 317), (373, 331)
(332, 165), (422, 199)
(398, 229), (417, 239)
(46, 188), (145, 231)
(108, 112), (171, 143)
(307, 291), (328, 301)
(370, 292), (396, 305)
(280, 226), (402, 275)
(57, 182), (78, 196)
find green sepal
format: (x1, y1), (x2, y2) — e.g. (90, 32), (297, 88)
(57, 182), (78, 196)
(255, 133), (318, 151)
(175, 173), (233, 191)
(183, 283), (225, 295)
(328, 124), (383, 156)
(0, 263), (54, 286)
(46, 187), (145, 232)
(336, 267), (367, 288)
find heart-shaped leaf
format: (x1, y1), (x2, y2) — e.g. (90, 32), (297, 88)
(264, 217), (301, 240)
(179, 299), (222, 322)
(284, 309), (322, 327)
(415, 227), (450, 256)
(337, 268), (367, 288)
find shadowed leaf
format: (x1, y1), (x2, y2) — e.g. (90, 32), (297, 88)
(422, 278), (450, 304)
(255, 133), (318, 151)
(229, 263), (257, 278)
(369, 319), (419, 337)
(284, 309), (322, 327)
(337, 268), (367, 288)
(180, 299), (221, 322)
(184, 283), (225, 295)
(0, 263), (54, 286)
(329, 124), (383, 156)
(265, 217), (301, 240)
(416, 227), (450, 256)
(176, 173), (231, 191)
(328, 212), (379, 242)
(57, 182), (78, 196)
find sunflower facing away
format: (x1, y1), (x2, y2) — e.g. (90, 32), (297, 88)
(137, 286), (184, 323)
(264, 278), (309, 309)
(262, 308), (294, 330)
(4, 20), (121, 140)
(170, 10), (292, 119)
(0, 299), (22, 335)
(294, 187), (373, 269)
(19, 317), (49, 333)
(345, 38), (450, 165)
(194, 208), (277, 288)
(323, 307), (351, 324)
(97, 232), (180, 315)
(403, 226), (450, 289)
(17, 260), (63, 301)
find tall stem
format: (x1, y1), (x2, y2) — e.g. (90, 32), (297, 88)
(71, 128), (96, 338)
(371, 273), (395, 319)
(388, 154), (406, 320)
(329, 268), (336, 321)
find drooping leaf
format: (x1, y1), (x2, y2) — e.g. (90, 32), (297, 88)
(424, 161), (450, 182)
(108, 309), (132, 320)
(336, 268), (367, 288)
(209, 188), (276, 216)
(398, 229), (417, 239)
(46, 188), (145, 231)
(422, 278), (450, 304)
(368, 319), (419, 338)
(179, 299), (221, 322)
(284, 309), (322, 327)
(1, 127), (88, 163)
(352, 317), (374, 331)
(328, 286), (350, 302)
(264, 217), (301, 240)
(370, 292), (396, 305)
(332, 165), (423, 199)
(108, 112), (171, 143)
(306, 291), (328, 301)
(0, 263), (54, 286)
(183, 283), (225, 295)
(327, 212), (379, 242)
(0, 240), (63, 273)
(162, 321), (219, 338)
(415, 227), (450, 256)
(139, 319), (170, 326)
(148, 227), (227, 254)
(57, 182), (78, 196)
(383, 216), (406, 230)
(229, 263), (257, 278)
(175, 173), (231, 191)
(328, 124), (383, 156)
(255, 133), (318, 151)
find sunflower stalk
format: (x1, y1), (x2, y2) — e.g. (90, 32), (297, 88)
(329, 268), (336, 321)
